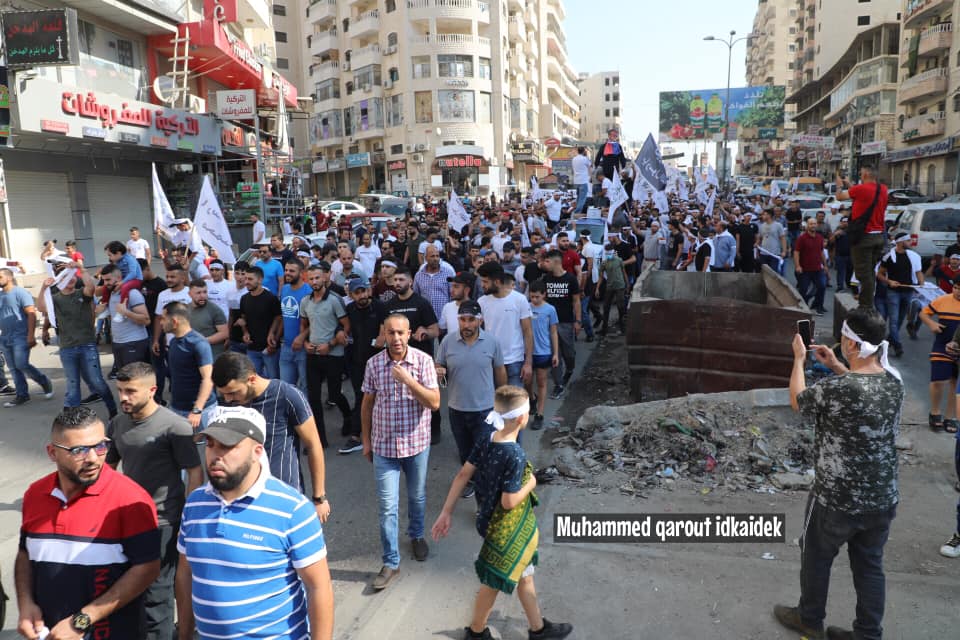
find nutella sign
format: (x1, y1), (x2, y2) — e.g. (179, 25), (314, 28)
(204, 0), (237, 23)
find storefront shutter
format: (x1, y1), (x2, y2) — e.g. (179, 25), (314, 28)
(5, 170), (72, 273)
(87, 175), (151, 262)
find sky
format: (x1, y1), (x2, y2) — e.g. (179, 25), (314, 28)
(564, 0), (760, 165)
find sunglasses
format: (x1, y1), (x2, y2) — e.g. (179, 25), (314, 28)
(52, 438), (111, 459)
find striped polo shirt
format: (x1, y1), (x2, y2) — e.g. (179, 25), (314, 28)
(20, 465), (160, 638)
(923, 293), (960, 362)
(177, 466), (327, 639)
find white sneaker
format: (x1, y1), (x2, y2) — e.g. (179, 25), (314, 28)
(939, 532), (960, 558)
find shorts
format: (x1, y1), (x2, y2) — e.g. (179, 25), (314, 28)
(931, 358), (958, 383)
(533, 354), (553, 369)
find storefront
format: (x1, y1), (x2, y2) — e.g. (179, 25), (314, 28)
(885, 137), (957, 197)
(388, 159), (408, 194)
(346, 152), (371, 196)
(431, 152), (492, 196)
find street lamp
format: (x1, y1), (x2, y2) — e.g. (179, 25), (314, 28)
(703, 30), (761, 184)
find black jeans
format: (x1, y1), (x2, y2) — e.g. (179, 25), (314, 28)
(448, 407), (493, 465)
(306, 354), (351, 447)
(798, 495), (896, 639)
(348, 359), (365, 439)
(144, 522), (178, 640)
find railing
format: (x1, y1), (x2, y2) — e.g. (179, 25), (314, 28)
(901, 66), (948, 90)
(411, 34), (491, 48)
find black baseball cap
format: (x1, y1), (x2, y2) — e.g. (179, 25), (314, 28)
(458, 300), (483, 317)
(447, 271), (476, 286)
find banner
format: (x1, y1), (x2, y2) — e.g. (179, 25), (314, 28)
(447, 190), (470, 233)
(193, 175), (237, 263)
(636, 134), (668, 192)
(659, 85), (785, 141)
(606, 171), (628, 225)
(152, 163), (176, 240)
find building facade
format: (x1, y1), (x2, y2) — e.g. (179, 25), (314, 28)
(575, 71), (621, 146)
(302, 0), (578, 199)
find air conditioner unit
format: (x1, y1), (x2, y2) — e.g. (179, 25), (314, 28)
(412, 153), (424, 163)
(384, 79), (393, 89)
(363, 84), (371, 92)
(343, 61), (351, 71)
(385, 45), (397, 55)
(188, 95), (207, 114)
(415, 143), (427, 151)
(373, 141), (383, 151)
(405, 144), (415, 153)
(263, 117), (278, 133)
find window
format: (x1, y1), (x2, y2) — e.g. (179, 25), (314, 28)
(438, 54), (473, 78)
(345, 81), (354, 95)
(510, 98), (521, 129)
(391, 144), (403, 154)
(605, 77), (610, 86)
(412, 55), (431, 78)
(462, 140), (475, 146)
(789, 26), (796, 34)
(353, 98), (384, 131)
(479, 57), (491, 80)
(953, 94), (960, 112)
(857, 15), (870, 26)
(386, 0), (396, 12)
(389, 67), (399, 82)
(612, 92), (619, 101)
(479, 92), (491, 123)
(438, 90), (474, 122)
(310, 110), (343, 144)
(415, 91), (433, 123)
(605, 108), (611, 117)
(388, 32), (398, 47)
(386, 94), (403, 126)
(273, 4), (286, 16)
(275, 31), (287, 43)
(612, 108), (619, 117)
(353, 64), (382, 88)
(315, 79), (340, 102)
(526, 108), (535, 131)
(613, 76), (619, 85)
(277, 57), (289, 70)
(605, 93), (610, 101)
(349, 145), (359, 154)
(789, 44), (796, 52)
(342, 18), (349, 33)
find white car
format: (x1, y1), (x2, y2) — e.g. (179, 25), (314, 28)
(893, 203), (960, 257)
(321, 201), (366, 220)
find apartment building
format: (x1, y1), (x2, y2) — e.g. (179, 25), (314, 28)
(302, 0), (579, 198)
(576, 72), (621, 146)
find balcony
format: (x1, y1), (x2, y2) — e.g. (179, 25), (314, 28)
(311, 30), (339, 58)
(312, 60), (340, 80)
(899, 67), (949, 104)
(351, 43), (381, 68)
(313, 92), (341, 113)
(407, 0), (490, 23)
(508, 16), (526, 41)
(309, 0), (337, 24)
(351, 10), (380, 38)
(410, 33), (491, 57)
(901, 110), (947, 142)
(918, 23), (953, 57)
(904, 0), (953, 30)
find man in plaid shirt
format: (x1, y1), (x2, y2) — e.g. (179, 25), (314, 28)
(414, 245), (456, 323)
(361, 313), (441, 592)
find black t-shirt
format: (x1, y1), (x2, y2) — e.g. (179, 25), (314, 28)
(669, 231), (684, 257)
(614, 241), (636, 275)
(523, 262), (544, 286)
(833, 230), (851, 257)
(786, 208), (803, 232)
(239, 289), (281, 350)
(346, 299), (387, 364)
(695, 242), (712, 272)
(385, 292), (439, 355)
(542, 272), (580, 323)
(141, 277), (168, 321)
(882, 251), (914, 285)
(271, 248), (294, 263)
(736, 223), (758, 258)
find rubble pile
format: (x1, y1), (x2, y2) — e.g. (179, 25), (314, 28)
(547, 399), (817, 495)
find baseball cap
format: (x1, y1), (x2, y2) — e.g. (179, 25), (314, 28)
(348, 277), (371, 292)
(315, 260), (331, 271)
(199, 406), (266, 445)
(447, 271), (476, 286)
(458, 300), (483, 317)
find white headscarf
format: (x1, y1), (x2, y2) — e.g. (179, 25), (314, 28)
(840, 320), (901, 381)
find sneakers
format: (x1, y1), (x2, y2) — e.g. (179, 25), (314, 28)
(80, 393), (102, 405)
(531, 414), (544, 430)
(549, 385), (565, 400)
(3, 396), (29, 408)
(772, 604), (823, 640)
(528, 618), (573, 640)
(108, 369), (119, 381)
(338, 437), (363, 455)
(372, 566), (400, 591)
(412, 537), (429, 561)
(41, 380), (54, 400)
(463, 627), (493, 640)
(0, 384), (15, 396)
(907, 320), (919, 340)
(892, 343), (904, 358)
(826, 627), (854, 640)
(460, 483), (476, 499)
(940, 532), (960, 558)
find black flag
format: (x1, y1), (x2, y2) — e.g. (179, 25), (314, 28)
(636, 134), (668, 192)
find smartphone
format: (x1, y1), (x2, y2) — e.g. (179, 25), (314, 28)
(797, 319), (813, 350)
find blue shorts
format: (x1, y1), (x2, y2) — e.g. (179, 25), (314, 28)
(931, 359), (958, 383)
(533, 354), (553, 369)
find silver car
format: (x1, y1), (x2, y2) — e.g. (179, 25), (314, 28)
(893, 203), (960, 257)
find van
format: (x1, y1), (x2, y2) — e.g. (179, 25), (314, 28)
(893, 203), (960, 257)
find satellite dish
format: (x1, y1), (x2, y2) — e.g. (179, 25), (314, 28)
(152, 76), (181, 105)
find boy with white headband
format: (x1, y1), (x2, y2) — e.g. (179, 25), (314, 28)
(431, 386), (572, 640)
(776, 308), (903, 640)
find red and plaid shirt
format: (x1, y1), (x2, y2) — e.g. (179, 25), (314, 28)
(362, 345), (438, 458)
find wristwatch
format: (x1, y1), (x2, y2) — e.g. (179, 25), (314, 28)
(191, 407), (203, 415)
(71, 611), (92, 633)
(312, 495), (327, 504)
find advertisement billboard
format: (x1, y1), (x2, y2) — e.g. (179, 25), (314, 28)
(659, 85), (785, 142)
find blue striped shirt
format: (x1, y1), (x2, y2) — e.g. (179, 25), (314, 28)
(177, 468), (327, 639)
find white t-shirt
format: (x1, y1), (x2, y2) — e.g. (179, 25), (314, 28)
(205, 279), (231, 318)
(544, 198), (562, 222)
(355, 243), (382, 277)
(126, 238), (150, 260)
(439, 299), (461, 336)
(155, 287), (193, 344)
(582, 241), (602, 283)
(601, 177), (613, 195)
(572, 154), (592, 185)
(227, 286), (248, 311)
(252, 220), (267, 244)
(491, 234), (509, 259)
(418, 239), (443, 257)
(478, 290), (532, 365)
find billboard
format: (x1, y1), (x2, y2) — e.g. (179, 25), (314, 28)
(659, 86), (785, 142)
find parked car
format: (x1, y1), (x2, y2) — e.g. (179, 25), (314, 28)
(321, 200), (366, 220)
(940, 194), (960, 203)
(893, 203), (960, 257)
(888, 188), (930, 204)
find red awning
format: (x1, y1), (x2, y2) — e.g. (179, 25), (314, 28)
(149, 19), (297, 109)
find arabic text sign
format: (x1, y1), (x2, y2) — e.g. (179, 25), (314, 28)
(659, 85), (785, 142)
(2, 9), (80, 68)
(215, 89), (257, 120)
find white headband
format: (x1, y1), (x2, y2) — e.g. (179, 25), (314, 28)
(840, 320), (900, 381)
(484, 401), (530, 431)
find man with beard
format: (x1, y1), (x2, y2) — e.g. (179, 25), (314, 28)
(100, 263), (152, 369)
(187, 279), (229, 358)
(278, 260), (311, 390)
(340, 278), (387, 455)
(163, 302), (217, 431)
(107, 362), (202, 640)
(414, 245), (456, 323)
(16, 407), (160, 639)
(439, 271), (475, 338)
(212, 352), (330, 519)
(238, 266), (282, 378)
(152, 264), (192, 403)
(476, 262), (533, 388)
(361, 314), (440, 590)
(175, 406), (334, 640)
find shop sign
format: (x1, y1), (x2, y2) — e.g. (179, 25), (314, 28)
(201, 143), (217, 154)
(16, 77), (221, 154)
(885, 137), (954, 163)
(758, 128), (778, 140)
(2, 9), (80, 68)
(372, 151), (386, 164)
(312, 159), (327, 173)
(203, 0), (237, 23)
(795, 150), (806, 160)
(177, 139), (195, 150)
(790, 134), (834, 149)
(222, 30), (264, 78)
(388, 159), (407, 171)
(328, 158), (345, 171)
(511, 141), (543, 164)
(543, 137), (561, 147)
(215, 89), (256, 120)
(860, 140), (887, 156)
(437, 155), (486, 169)
(445, 79), (469, 87)
(346, 152), (371, 168)
(765, 149), (786, 160)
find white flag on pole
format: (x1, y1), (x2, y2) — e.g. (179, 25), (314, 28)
(705, 190), (716, 217)
(520, 214), (531, 248)
(193, 175), (237, 263)
(769, 179), (781, 199)
(152, 163), (176, 240)
(790, 176), (799, 193)
(653, 191), (670, 214)
(606, 170), (628, 224)
(447, 190), (470, 233)
(706, 165), (719, 188)
(530, 175), (543, 203)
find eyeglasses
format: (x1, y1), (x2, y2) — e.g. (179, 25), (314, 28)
(52, 438), (111, 459)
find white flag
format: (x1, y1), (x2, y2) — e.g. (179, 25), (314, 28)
(530, 176), (543, 203)
(769, 179), (781, 199)
(653, 191), (670, 214)
(679, 178), (689, 202)
(606, 171), (628, 224)
(706, 165), (719, 188)
(152, 163), (176, 240)
(193, 176), (237, 263)
(447, 190), (470, 233)
(705, 190), (716, 217)
(790, 176), (799, 193)
(631, 168), (647, 203)
(520, 214), (531, 248)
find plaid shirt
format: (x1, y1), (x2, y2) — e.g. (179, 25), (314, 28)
(362, 346), (438, 458)
(413, 263), (456, 321)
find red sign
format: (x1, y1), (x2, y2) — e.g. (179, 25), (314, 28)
(543, 137), (561, 147)
(437, 155), (485, 169)
(388, 159), (407, 171)
(150, 135), (169, 147)
(203, 0), (237, 23)
(41, 119), (69, 133)
(61, 90), (201, 136)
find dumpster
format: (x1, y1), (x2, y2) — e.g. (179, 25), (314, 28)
(626, 265), (811, 402)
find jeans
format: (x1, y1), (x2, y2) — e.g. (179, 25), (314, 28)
(151, 341), (167, 404)
(59, 344), (116, 414)
(798, 496), (896, 640)
(851, 233), (886, 309)
(788, 229), (801, 252)
(279, 343), (307, 391)
(0, 334), (50, 399)
(374, 447), (430, 569)
(885, 289), (915, 347)
(835, 255), (852, 290)
(448, 408), (493, 465)
(504, 361), (524, 388)
(143, 522), (178, 640)
(551, 322), (576, 387)
(574, 183), (589, 213)
(797, 270), (826, 312)
(602, 287), (627, 331)
(247, 348), (280, 379)
(0, 350), (8, 387)
(348, 359), (365, 438)
(306, 354), (351, 447)
(580, 293), (595, 339)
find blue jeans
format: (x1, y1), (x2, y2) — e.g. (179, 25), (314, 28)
(278, 343), (307, 391)
(374, 447), (430, 569)
(580, 293), (595, 338)
(797, 270), (826, 312)
(799, 496), (896, 640)
(574, 183), (589, 213)
(504, 361), (524, 388)
(0, 334), (49, 399)
(835, 255), (852, 290)
(885, 289), (915, 347)
(247, 348), (280, 379)
(448, 407), (493, 465)
(59, 343), (116, 414)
